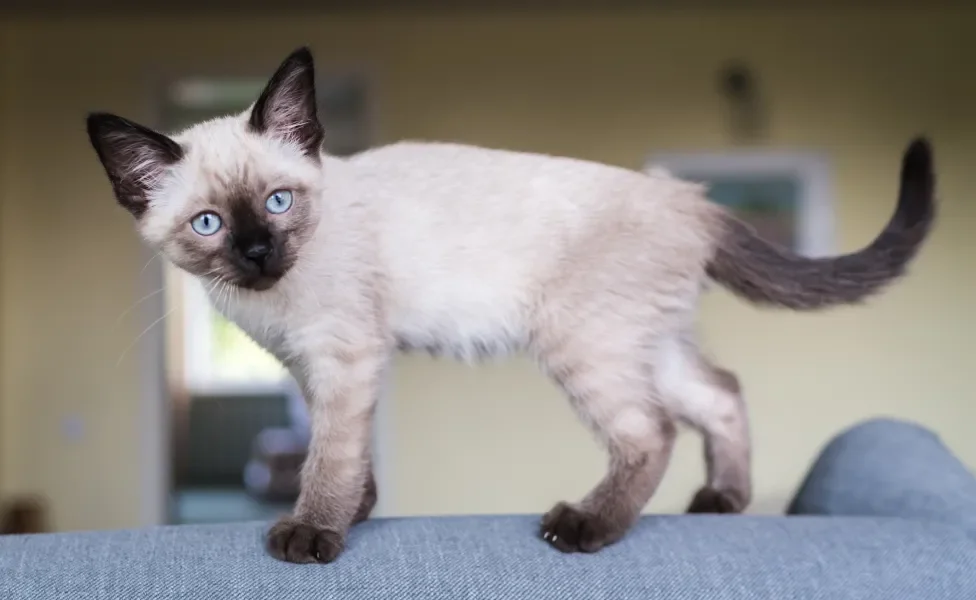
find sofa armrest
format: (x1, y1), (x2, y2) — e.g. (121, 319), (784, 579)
(2, 516), (975, 600)
(2, 418), (974, 600)
(788, 417), (976, 532)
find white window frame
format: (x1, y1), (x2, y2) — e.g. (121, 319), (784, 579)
(645, 150), (835, 257)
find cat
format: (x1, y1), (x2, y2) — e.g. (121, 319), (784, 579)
(85, 47), (936, 563)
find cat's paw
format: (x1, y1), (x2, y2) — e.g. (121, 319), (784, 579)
(539, 502), (620, 554)
(686, 486), (747, 514)
(265, 517), (344, 564)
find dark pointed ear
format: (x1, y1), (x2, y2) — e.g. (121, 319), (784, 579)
(86, 112), (183, 218)
(249, 47), (323, 157)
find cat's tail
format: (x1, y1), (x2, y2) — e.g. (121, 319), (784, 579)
(706, 137), (936, 310)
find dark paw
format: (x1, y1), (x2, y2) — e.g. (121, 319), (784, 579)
(686, 487), (747, 514)
(539, 502), (621, 554)
(266, 518), (344, 564)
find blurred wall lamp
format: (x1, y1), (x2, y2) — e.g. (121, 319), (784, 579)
(718, 61), (768, 145)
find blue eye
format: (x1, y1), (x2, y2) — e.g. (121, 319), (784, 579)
(190, 212), (222, 236)
(266, 190), (293, 214)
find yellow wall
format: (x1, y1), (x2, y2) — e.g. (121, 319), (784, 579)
(0, 21), (10, 494)
(1, 10), (974, 530)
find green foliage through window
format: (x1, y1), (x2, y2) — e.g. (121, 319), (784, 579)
(209, 310), (287, 383)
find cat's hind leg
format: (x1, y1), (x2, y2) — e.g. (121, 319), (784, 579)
(534, 322), (678, 553)
(659, 336), (752, 514)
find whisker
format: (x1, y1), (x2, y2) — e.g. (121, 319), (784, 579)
(139, 252), (162, 276)
(204, 273), (225, 297)
(226, 282), (237, 308)
(215, 280), (231, 311)
(117, 265), (222, 329)
(115, 306), (177, 368)
(112, 287), (166, 328)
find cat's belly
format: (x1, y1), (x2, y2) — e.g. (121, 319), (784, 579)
(382, 230), (542, 362)
(388, 281), (530, 363)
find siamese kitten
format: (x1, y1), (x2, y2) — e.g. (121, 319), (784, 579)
(86, 47), (936, 563)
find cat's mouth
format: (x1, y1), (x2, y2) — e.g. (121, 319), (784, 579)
(236, 272), (286, 291)
(228, 240), (293, 292)
(231, 259), (294, 291)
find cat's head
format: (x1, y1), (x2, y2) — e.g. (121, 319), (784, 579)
(86, 47), (325, 292)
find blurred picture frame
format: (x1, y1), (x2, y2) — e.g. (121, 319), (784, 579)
(162, 71), (373, 157)
(645, 150), (835, 257)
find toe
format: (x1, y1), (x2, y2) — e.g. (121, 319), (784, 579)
(686, 487), (746, 514)
(266, 519), (344, 564)
(540, 502), (619, 553)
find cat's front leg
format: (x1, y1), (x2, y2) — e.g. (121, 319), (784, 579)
(266, 342), (386, 564)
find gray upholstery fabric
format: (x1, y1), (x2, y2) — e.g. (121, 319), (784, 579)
(2, 417), (974, 599)
(788, 417), (976, 532)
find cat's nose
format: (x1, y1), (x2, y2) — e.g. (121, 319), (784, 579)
(243, 242), (273, 265)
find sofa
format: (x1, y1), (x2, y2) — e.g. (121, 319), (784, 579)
(2, 417), (975, 599)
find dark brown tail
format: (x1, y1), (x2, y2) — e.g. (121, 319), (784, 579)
(706, 137), (936, 310)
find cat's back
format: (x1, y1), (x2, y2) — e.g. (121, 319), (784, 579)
(354, 142), (652, 261)
(349, 140), (695, 224)
(342, 141), (717, 357)
(352, 140), (603, 173)
(350, 141), (713, 243)
(351, 140), (620, 199)
(351, 142), (624, 355)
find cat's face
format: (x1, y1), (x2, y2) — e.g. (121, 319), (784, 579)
(86, 47), (325, 292)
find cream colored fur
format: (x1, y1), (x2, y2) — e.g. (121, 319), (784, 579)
(145, 120), (743, 557)
(88, 47), (936, 563)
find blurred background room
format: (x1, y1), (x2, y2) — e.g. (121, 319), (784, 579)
(0, 0), (973, 533)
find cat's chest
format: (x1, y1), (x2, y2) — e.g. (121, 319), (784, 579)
(211, 286), (300, 362)
(213, 280), (379, 366)
(214, 297), (293, 359)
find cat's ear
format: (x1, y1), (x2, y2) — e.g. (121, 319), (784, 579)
(248, 47), (323, 157)
(86, 112), (183, 218)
